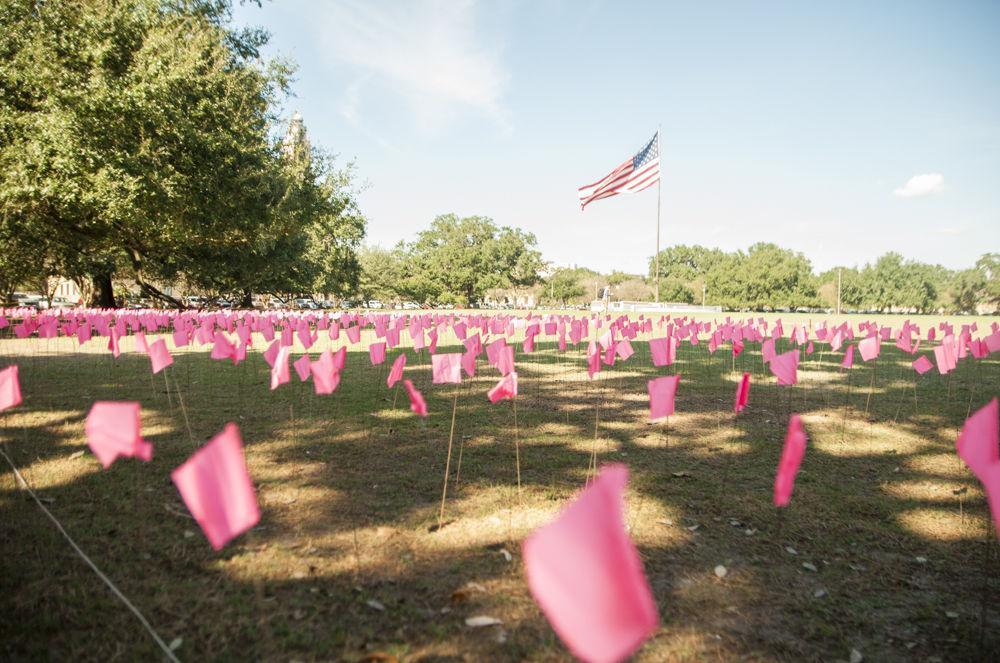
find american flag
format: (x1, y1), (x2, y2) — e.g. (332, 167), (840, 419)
(578, 131), (660, 210)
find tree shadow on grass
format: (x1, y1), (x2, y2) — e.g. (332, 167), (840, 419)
(1, 335), (998, 661)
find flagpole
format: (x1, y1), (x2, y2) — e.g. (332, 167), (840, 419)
(655, 127), (661, 303)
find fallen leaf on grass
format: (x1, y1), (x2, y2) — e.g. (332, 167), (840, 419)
(785, 546), (798, 555)
(69, 450), (85, 460)
(465, 615), (502, 628)
(366, 599), (385, 612)
(802, 562), (818, 572)
(168, 637), (182, 652)
(714, 565), (728, 579)
(671, 471), (691, 478)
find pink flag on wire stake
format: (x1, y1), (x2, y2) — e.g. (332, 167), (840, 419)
(432, 353), (463, 384)
(955, 398), (1000, 537)
(734, 372), (750, 414)
(0, 365), (22, 412)
(403, 379), (428, 417)
(522, 464), (658, 663)
(647, 374), (680, 421)
(858, 336), (880, 362)
(774, 414), (807, 507)
(270, 346), (291, 390)
(171, 423), (260, 551)
(369, 342), (387, 366)
(488, 372), (518, 404)
(769, 350), (799, 386)
(387, 353), (407, 388)
(85, 401), (153, 468)
(148, 339), (173, 374)
(912, 355), (933, 375)
(842, 345), (855, 369)
(293, 354), (312, 382)
(311, 350), (341, 395)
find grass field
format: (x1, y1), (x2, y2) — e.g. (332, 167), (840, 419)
(1, 312), (998, 661)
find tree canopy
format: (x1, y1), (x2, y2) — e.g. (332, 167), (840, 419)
(0, 0), (364, 306)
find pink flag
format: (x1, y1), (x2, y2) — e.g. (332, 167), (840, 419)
(270, 346), (291, 390)
(148, 339), (173, 374)
(488, 372), (518, 404)
(733, 372), (750, 414)
(135, 331), (149, 353)
(369, 341), (387, 366)
(387, 353), (407, 388)
(0, 365), (22, 412)
(769, 350), (799, 386)
(293, 354), (312, 382)
(108, 329), (121, 358)
(171, 423), (260, 551)
(310, 350), (341, 395)
(432, 353), (463, 384)
(648, 337), (675, 367)
(403, 379), (428, 417)
(912, 355), (933, 375)
(85, 401), (153, 468)
(522, 464), (658, 663)
(761, 337), (776, 364)
(615, 339), (634, 361)
(262, 339), (281, 368)
(461, 349), (476, 378)
(933, 340), (957, 375)
(647, 374), (680, 421)
(211, 333), (236, 361)
(497, 345), (516, 376)
(955, 398), (1000, 536)
(842, 345), (855, 369)
(774, 414), (807, 507)
(858, 336), (880, 362)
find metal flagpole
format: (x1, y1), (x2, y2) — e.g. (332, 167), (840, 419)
(655, 127), (661, 303)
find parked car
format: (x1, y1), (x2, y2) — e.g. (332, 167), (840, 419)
(293, 298), (318, 310)
(268, 298), (288, 310)
(367, 300), (383, 309)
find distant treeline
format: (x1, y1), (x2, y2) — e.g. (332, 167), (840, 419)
(536, 244), (997, 314)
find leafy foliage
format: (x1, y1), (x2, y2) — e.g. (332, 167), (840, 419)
(0, 0), (364, 306)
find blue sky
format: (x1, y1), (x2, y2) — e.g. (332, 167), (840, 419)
(232, 0), (1000, 275)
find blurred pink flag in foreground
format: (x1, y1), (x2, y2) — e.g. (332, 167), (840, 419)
(171, 423), (260, 551)
(774, 414), (807, 507)
(85, 401), (152, 468)
(0, 365), (22, 412)
(647, 374), (680, 421)
(403, 379), (427, 417)
(955, 398), (1000, 537)
(522, 464), (658, 663)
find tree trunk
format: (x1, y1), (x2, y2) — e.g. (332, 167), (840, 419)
(91, 272), (115, 308)
(240, 289), (253, 309)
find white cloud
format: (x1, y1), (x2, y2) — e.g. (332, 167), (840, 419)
(893, 173), (945, 198)
(322, 0), (509, 132)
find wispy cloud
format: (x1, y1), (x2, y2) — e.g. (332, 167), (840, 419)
(322, 0), (509, 133)
(893, 173), (945, 198)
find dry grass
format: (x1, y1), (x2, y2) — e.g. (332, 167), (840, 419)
(1, 315), (998, 661)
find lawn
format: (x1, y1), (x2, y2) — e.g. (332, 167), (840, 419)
(1, 311), (998, 661)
